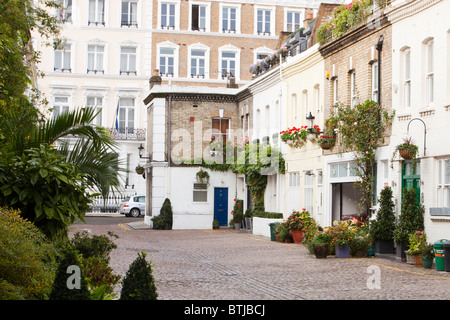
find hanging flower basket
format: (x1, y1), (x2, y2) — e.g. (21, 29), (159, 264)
(317, 135), (335, 150)
(135, 165), (145, 175)
(320, 142), (334, 150)
(196, 169), (210, 186)
(399, 148), (413, 160)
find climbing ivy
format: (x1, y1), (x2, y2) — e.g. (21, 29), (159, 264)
(326, 100), (394, 217)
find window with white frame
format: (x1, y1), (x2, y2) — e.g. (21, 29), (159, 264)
(221, 6), (237, 33)
(425, 39), (434, 106)
(160, 2), (176, 29)
(57, 0), (72, 23)
(437, 159), (450, 207)
(120, 46), (137, 75)
(118, 97), (135, 133)
(87, 44), (104, 74)
(193, 183), (207, 202)
(256, 8), (272, 35)
(121, 0), (138, 27)
(88, 0), (105, 26)
(304, 172), (314, 214)
(286, 10), (302, 32)
(190, 49), (206, 78)
(159, 47), (175, 76)
(372, 62), (378, 102)
(402, 48), (411, 108)
(289, 172), (300, 188)
(54, 43), (72, 72)
(191, 3), (207, 31)
(221, 51), (236, 79)
(52, 96), (70, 118)
(86, 96), (103, 126)
(332, 77), (339, 105)
(330, 161), (357, 178)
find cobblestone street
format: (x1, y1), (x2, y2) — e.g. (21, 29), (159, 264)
(69, 217), (450, 302)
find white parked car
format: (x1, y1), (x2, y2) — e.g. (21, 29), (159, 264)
(119, 195), (146, 217)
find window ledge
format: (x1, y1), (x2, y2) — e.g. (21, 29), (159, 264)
(430, 207), (450, 221)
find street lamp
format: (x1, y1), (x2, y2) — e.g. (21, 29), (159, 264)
(138, 143), (150, 159)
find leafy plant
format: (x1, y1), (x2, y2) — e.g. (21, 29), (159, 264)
(391, 137), (419, 165)
(370, 186), (396, 241)
(421, 243), (435, 260)
(317, 135), (335, 146)
(326, 100), (394, 217)
(152, 198), (173, 230)
(350, 235), (371, 256)
(196, 169), (210, 185)
(212, 219), (220, 229)
(70, 230), (119, 263)
(120, 252), (158, 300)
(407, 231), (427, 256)
(0, 206), (59, 299)
(82, 256), (121, 295)
(393, 187), (425, 245)
(232, 199), (244, 223)
(49, 247), (91, 300)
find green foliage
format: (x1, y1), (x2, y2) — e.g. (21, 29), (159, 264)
(70, 230), (118, 263)
(120, 252), (158, 300)
(327, 100), (394, 217)
(370, 186), (396, 241)
(0, 145), (91, 239)
(421, 243), (435, 259)
(393, 187), (425, 244)
(252, 212), (284, 219)
(152, 198), (173, 230)
(232, 199), (244, 223)
(49, 246), (91, 300)
(82, 257), (121, 295)
(0, 207), (58, 299)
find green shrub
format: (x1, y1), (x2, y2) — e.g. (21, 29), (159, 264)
(233, 199), (244, 223)
(370, 186), (396, 241)
(393, 187), (424, 244)
(120, 252), (158, 300)
(0, 207), (58, 299)
(49, 247), (91, 300)
(82, 256), (121, 295)
(70, 230), (118, 263)
(252, 211), (283, 219)
(152, 198), (173, 229)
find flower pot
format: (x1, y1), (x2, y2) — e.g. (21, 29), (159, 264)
(405, 251), (415, 264)
(335, 244), (350, 258)
(414, 254), (423, 267)
(235, 222), (241, 230)
(399, 148), (413, 160)
(285, 237), (293, 243)
(320, 142), (334, 150)
(422, 257), (434, 269)
(313, 243), (329, 259)
(291, 229), (304, 244)
(396, 243), (408, 262)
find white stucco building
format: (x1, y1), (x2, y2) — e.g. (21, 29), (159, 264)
(387, 0), (450, 243)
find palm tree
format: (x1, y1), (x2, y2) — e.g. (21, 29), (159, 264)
(2, 106), (124, 198)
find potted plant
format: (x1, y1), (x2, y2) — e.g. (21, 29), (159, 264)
(392, 137), (419, 161)
(327, 221), (354, 258)
(196, 169), (210, 185)
(135, 165), (145, 175)
(311, 231), (331, 259)
(212, 219), (220, 230)
(284, 210), (309, 244)
(244, 208), (253, 231)
(232, 199), (244, 231)
(393, 187), (425, 262)
(317, 135), (335, 150)
(369, 186), (396, 254)
(350, 235), (371, 258)
(407, 231), (427, 266)
(420, 243), (434, 269)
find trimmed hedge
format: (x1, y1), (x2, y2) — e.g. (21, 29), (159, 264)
(252, 211), (283, 219)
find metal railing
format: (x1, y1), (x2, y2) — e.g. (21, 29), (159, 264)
(88, 193), (137, 213)
(108, 128), (145, 140)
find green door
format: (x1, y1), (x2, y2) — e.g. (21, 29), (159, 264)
(401, 160), (420, 203)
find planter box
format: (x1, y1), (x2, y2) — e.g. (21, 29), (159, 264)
(335, 244), (350, 258)
(375, 239), (394, 254)
(252, 217), (284, 238)
(396, 243), (408, 262)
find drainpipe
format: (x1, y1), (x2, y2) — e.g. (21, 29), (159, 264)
(375, 35), (384, 121)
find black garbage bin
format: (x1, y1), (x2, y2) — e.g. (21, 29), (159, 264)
(444, 241), (450, 272)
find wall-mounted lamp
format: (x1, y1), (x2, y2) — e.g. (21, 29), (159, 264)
(138, 143), (151, 159)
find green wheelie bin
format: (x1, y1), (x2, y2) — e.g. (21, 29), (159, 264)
(433, 239), (448, 271)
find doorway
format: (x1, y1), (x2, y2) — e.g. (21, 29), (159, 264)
(214, 187), (228, 226)
(331, 182), (363, 222)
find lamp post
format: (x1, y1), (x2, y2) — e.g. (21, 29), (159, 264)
(138, 143), (150, 159)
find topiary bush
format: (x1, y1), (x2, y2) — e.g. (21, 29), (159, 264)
(393, 187), (425, 245)
(370, 186), (396, 241)
(49, 247), (91, 300)
(152, 198), (173, 230)
(120, 252), (158, 300)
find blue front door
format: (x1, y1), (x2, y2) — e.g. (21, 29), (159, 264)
(214, 188), (228, 226)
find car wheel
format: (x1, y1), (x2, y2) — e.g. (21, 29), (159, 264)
(129, 208), (140, 218)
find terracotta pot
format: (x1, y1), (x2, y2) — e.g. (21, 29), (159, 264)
(291, 229), (304, 244)
(414, 254), (423, 267)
